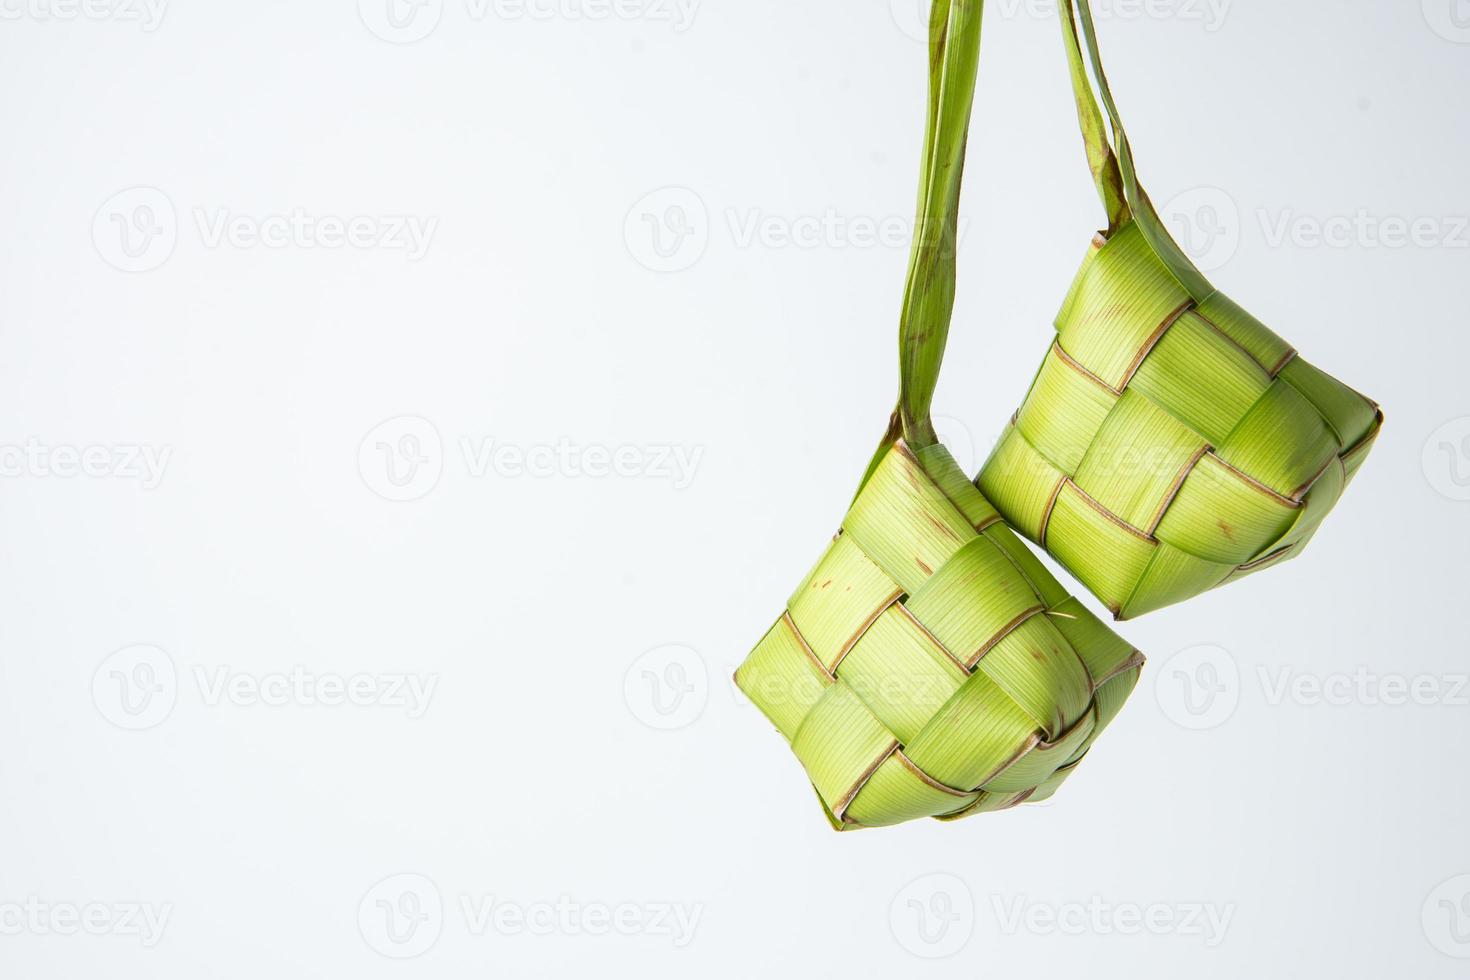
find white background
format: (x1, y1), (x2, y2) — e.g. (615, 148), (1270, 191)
(1, 0), (1467, 976)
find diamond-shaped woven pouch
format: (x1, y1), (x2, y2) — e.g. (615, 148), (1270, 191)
(976, 0), (1382, 619)
(735, 441), (1142, 830)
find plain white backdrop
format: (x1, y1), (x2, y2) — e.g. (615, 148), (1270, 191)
(0, 1), (1467, 976)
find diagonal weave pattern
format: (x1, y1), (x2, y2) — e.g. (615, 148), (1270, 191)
(978, 223), (1383, 620)
(735, 441), (1143, 830)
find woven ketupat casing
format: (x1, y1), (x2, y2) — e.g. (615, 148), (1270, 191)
(735, 441), (1143, 830)
(978, 223), (1383, 620)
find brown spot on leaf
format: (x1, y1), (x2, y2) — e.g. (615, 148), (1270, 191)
(924, 513), (959, 541)
(1216, 519), (1236, 542)
(915, 559), (933, 575)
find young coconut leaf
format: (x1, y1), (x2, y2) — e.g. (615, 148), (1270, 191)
(734, 0), (1143, 830)
(976, 0), (1382, 620)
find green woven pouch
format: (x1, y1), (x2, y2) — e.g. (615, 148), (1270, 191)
(734, 0), (1143, 831)
(736, 440), (1144, 830)
(976, 0), (1383, 620)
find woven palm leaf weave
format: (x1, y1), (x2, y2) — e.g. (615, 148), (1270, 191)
(976, 0), (1382, 620)
(735, 0), (1144, 830)
(735, 441), (1142, 829)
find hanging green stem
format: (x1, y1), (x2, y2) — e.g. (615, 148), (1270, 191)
(1060, 0), (1213, 299)
(857, 0), (985, 495)
(896, 0), (985, 448)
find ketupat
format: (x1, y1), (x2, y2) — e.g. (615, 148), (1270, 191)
(736, 441), (1143, 829)
(733, 0), (1143, 830)
(976, 0), (1382, 619)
